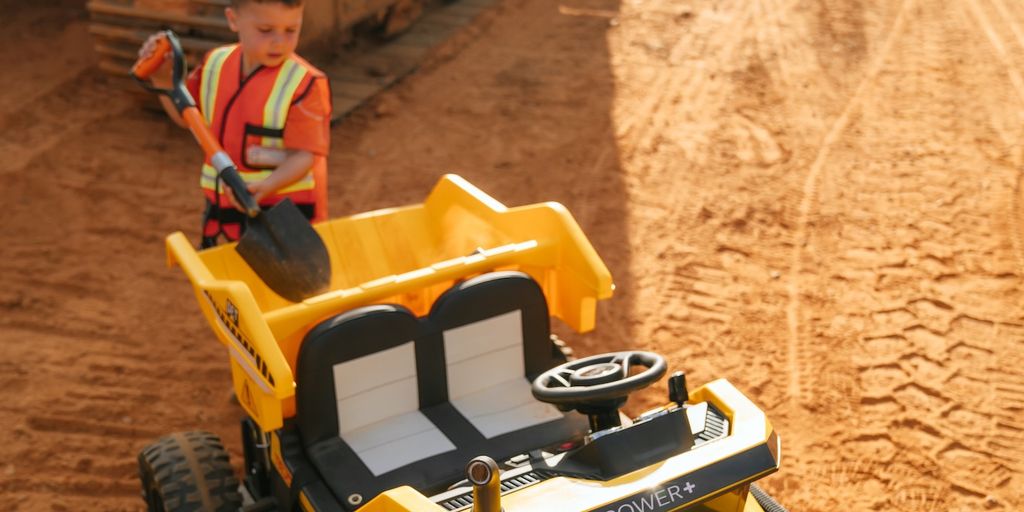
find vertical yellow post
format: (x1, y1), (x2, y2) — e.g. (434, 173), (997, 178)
(467, 456), (502, 512)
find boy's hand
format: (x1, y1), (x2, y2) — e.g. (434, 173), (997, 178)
(221, 183), (252, 214)
(138, 33), (174, 89)
(246, 181), (273, 203)
(221, 181), (269, 212)
(220, 151), (314, 213)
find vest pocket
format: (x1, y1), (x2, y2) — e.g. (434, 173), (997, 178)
(242, 123), (287, 170)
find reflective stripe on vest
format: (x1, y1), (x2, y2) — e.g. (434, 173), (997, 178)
(200, 45), (235, 126)
(263, 58), (306, 148)
(200, 164), (315, 194)
(197, 48), (315, 199)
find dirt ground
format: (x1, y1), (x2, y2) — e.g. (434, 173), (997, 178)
(2, 0), (1024, 510)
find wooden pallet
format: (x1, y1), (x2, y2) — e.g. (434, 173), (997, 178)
(87, 0), (233, 77)
(86, 0), (497, 121)
(326, 0), (497, 121)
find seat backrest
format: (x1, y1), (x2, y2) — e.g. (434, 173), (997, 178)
(295, 305), (456, 477)
(427, 271), (574, 439)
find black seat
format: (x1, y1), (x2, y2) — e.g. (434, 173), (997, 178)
(422, 271), (589, 462)
(294, 273), (588, 508)
(295, 304), (466, 508)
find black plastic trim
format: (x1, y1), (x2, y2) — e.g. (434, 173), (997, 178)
(548, 407), (694, 480)
(586, 432), (780, 512)
(271, 426), (343, 512)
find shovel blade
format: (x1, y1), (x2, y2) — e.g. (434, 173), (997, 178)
(236, 199), (331, 302)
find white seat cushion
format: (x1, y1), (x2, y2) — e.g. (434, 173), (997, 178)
(334, 342), (455, 475)
(443, 310), (563, 438)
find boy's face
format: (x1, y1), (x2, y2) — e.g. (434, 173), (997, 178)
(225, 2), (303, 68)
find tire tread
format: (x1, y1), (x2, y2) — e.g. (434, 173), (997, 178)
(138, 430), (242, 512)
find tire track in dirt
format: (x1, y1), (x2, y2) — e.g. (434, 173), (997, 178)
(608, 0), (766, 369)
(0, 1), (93, 116)
(966, 0), (1024, 95)
(960, 0), (1024, 483)
(619, 0), (756, 161)
(0, 71), (134, 178)
(729, 0), (863, 418)
(966, 0), (1024, 277)
(784, 0), (914, 405)
(0, 72), (204, 500)
(724, 0), (889, 428)
(782, 0), (1024, 507)
(614, 0), (879, 418)
(2, 323), (238, 510)
(751, 0), (811, 91)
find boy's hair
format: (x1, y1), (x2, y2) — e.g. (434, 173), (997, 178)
(230, 0), (304, 7)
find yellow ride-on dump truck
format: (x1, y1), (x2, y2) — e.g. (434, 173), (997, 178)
(139, 174), (788, 511)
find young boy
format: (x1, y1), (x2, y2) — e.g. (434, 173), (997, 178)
(140, 0), (331, 248)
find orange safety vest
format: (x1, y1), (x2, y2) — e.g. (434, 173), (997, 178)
(197, 45), (328, 222)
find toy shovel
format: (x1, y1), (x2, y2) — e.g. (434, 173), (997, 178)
(132, 31), (331, 302)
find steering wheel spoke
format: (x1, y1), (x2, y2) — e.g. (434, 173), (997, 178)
(611, 353), (633, 378)
(550, 368), (575, 388)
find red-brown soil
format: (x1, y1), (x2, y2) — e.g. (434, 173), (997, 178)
(2, 0), (1024, 510)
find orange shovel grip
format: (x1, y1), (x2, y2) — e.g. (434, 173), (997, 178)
(131, 33), (172, 80)
(181, 107), (225, 158)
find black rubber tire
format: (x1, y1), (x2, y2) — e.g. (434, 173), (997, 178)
(750, 483), (789, 512)
(138, 431), (243, 512)
(551, 334), (575, 361)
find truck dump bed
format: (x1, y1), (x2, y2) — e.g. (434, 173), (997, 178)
(166, 174), (613, 431)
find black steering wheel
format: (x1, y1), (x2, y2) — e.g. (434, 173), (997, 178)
(532, 351), (667, 431)
(533, 351), (666, 404)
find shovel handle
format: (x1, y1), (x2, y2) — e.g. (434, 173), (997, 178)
(216, 158), (262, 218)
(132, 31), (261, 217)
(131, 32), (172, 80)
(131, 31), (188, 108)
(180, 108), (225, 161)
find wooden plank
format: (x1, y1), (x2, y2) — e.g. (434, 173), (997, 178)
(365, 42), (429, 63)
(330, 94), (369, 121)
(423, 11), (474, 28)
(336, 0), (396, 27)
(97, 55), (202, 75)
(456, 0), (498, 7)
(390, 28), (451, 47)
(98, 59), (132, 76)
(359, 40), (432, 67)
(94, 42), (139, 60)
(318, 0), (504, 123)
(323, 63), (375, 80)
(189, 0), (230, 18)
(442, 0), (494, 17)
(89, 23), (227, 52)
(87, 0), (230, 31)
(329, 80), (384, 100)
(401, 20), (459, 44)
